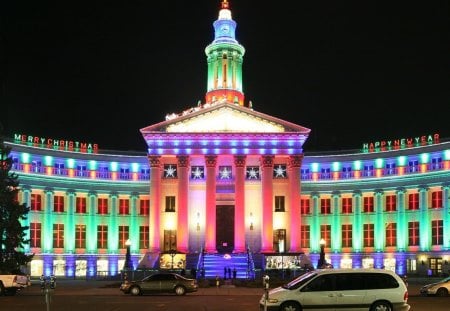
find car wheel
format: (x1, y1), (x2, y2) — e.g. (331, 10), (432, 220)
(0, 282), (5, 296)
(436, 288), (449, 297)
(130, 286), (141, 296)
(280, 301), (302, 311)
(370, 301), (392, 311)
(174, 286), (186, 296)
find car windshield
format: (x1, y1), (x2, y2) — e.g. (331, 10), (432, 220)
(282, 271), (317, 290)
(438, 276), (450, 283)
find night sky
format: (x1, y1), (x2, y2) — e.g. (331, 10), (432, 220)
(1, 1), (449, 152)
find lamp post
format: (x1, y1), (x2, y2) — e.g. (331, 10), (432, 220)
(169, 249), (177, 270)
(318, 238), (326, 268)
(124, 239), (133, 271)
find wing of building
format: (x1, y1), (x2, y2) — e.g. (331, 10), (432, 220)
(6, 0), (450, 279)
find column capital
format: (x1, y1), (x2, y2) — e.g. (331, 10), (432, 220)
(177, 155), (190, 167)
(234, 155), (246, 167)
(148, 155), (161, 168)
(288, 155), (303, 168)
(260, 155), (274, 168)
(205, 155), (218, 167)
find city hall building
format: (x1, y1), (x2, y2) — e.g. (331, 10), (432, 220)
(7, 1), (450, 278)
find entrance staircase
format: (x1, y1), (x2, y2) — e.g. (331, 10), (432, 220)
(199, 253), (254, 279)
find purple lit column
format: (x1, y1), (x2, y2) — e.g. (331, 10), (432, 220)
(148, 156), (161, 253)
(177, 155), (189, 253)
(288, 155), (303, 252)
(205, 155), (217, 253)
(260, 156), (274, 253)
(234, 155), (246, 253)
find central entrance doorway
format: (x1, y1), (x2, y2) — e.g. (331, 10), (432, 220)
(216, 205), (235, 253)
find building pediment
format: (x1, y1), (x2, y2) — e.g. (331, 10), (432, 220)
(140, 101), (310, 134)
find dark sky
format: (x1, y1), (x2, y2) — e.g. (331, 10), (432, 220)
(1, 1), (449, 152)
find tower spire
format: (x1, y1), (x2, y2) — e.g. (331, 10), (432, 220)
(204, 1), (247, 107)
(221, 0), (229, 10)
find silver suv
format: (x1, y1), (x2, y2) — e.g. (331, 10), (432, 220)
(420, 276), (450, 296)
(259, 268), (410, 311)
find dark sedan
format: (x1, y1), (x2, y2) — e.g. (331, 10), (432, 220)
(120, 272), (198, 296)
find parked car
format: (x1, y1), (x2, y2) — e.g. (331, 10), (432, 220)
(419, 276), (450, 297)
(259, 268), (410, 311)
(120, 272), (198, 296)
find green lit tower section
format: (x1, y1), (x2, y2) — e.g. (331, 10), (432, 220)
(205, 0), (246, 107)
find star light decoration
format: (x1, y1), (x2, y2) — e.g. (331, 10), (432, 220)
(191, 166), (205, 179)
(274, 164), (287, 178)
(219, 166), (232, 179)
(164, 164), (177, 178)
(246, 166), (260, 179)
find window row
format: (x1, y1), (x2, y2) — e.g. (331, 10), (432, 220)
(30, 195), (150, 215)
(300, 157), (444, 180)
(30, 223), (149, 249)
(299, 220), (444, 248)
(299, 190), (444, 214)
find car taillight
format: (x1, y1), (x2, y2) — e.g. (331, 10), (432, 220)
(403, 291), (408, 301)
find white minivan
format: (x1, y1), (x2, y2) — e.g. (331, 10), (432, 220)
(259, 268), (410, 311)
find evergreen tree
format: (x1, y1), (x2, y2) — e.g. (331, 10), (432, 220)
(0, 131), (33, 274)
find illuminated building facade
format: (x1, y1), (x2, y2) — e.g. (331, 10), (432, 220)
(7, 0), (450, 278)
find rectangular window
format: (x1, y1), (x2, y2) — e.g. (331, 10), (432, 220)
(191, 166), (205, 179)
(30, 222), (41, 248)
(320, 198), (331, 214)
(363, 165), (374, 177)
(274, 196), (285, 212)
(363, 196), (374, 213)
(31, 160), (42, 173)
(76, 165), (88, 177)
(31, 193), (42, 211)
(75, 224), (86, 248)
(140, 168), (150, 180)
(431, 157), (442, 170)
(98, 166), (110, 179)
(53, 223), (64, 248)
(363, 223), (374, 247)
(139, 226), (149, 249)
(300, 225), (310, 248)
(342, 166), (352, 178)
(53, 195), (65, 213)
(165, 196), (176, 212)
(98, 198), (108, 214)
(342, 224), (353, 248)
(76, 197), (87, 214)
(300, 168), (310, 180)
(408, 160), (419, 173)
(408, 221), (420, 246)
(119, 198), (129, 215)
(119, 168), (130, 180)
(118, 225), (130, 249)
(320, 224), (331, 247)
(300, 198), (310, 214)
(140, 199), (150, 215)
(54, 162), (66, 175)
(97, 225), (108, 249)
(245, 166), (260, 180)
(385, 163), (396, 175)
(385, 194), (397, 212)
(408, 193), (419, 210)
(320, 168), (331, 179)
(342, 197), (353, 214)
(431, 190), (443, 209)
(431, 219), (443, 245)
(385, 222), (397, 247)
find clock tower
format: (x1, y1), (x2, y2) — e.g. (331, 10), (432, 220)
(205, 0), (246, 107)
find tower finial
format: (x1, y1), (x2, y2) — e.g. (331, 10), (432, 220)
(221, 0), (229, 10)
